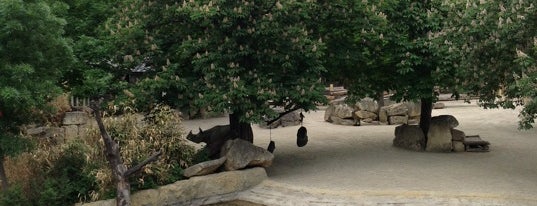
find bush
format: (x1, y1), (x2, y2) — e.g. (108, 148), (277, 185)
(3, 104), (198, 204)
(36, 142), (96, 205)
(83, 104), (197, 199)
(0, 185), (31, 206)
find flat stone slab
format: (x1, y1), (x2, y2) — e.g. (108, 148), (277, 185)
(464, 135), (490, 152)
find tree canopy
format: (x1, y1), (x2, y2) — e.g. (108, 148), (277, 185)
(0, 0), (73, 190)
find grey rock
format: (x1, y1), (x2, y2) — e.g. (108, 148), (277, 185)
(452, 141), (465, 152)
(379, 107), (388, 124)
(324, 104), (335, 122)
(331, 116), (357, 126)
(389, 115), (408, 125)
(221, 139), (274, 171)
(408, 116), (420, 125)
(431, 115), (459, 128)
(404, 101), (421, 117)
(183, 156), (227, 177)
(334, 104), (354, 119)
(451, 129), (465, 141)
(63, 125), (79, 141)
(386, 103), (409, 116)
(63, 111), (88, 125)
(426, 115), (458, 152)
(280, 111), (301, 127)
(356, 97), (378, 113)
(26, 127), (46, 135)
(433, 102), (446, 109)
(355, 111), (378, 120)
(393, 124), (426, 151)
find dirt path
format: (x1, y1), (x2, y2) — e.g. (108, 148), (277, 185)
(183, 101), (537, 205)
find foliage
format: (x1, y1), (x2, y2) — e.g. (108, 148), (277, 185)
(2, 105), (198, 203)
(2, 140), (95, 205)
(0, 185), (31, 206)
(440, 0), (537, 129)
(107, 0), (328, 123)
(36, 142), (96, 205)
(0, 0), (74, 190)
(83, 104), (197, 199)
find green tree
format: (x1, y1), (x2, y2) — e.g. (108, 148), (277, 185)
(446, 0), (537, 129)
(0, 0), (73, 190)
(318, 0), (461, 137)
(112, 0), (327, 141)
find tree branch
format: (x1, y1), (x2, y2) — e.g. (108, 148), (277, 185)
(124, 151), (162, 177)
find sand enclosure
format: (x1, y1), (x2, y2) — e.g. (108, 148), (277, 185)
(184, 100), (537, 204)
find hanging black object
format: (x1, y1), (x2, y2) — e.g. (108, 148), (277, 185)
(297, 126), (308, 147)
(267, 141), (276, 153)
(267, 127), (275, 153)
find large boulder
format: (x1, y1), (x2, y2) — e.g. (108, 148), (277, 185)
(433, 102), (446, 109)
(393, 124), (426, 151)
(432, 115), (459, 128)
(63, 111), (88, 125)
(183, 156), (227, 178)
(452, 141), (465, 152)
(451, 129), (465, 141)
(426, 115), (458, 152)
(334, 104), (354, 119)
(324, 104), (336, 122)
(221, 139), (274, 171)
(355, 97), (378, 113)
(331, 116), (357, 126)
(379, 107), (388, 124)
(280, 111), (301, 127)
(386, 103), (408, 116)
(389, 115), (408, 125)
(404, 101), (421, 118)
(355, 111), (377, 120)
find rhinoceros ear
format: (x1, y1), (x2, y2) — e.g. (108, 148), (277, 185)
(199, 127), (203, 133)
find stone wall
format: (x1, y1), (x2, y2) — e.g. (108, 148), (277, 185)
(26, 111), (91, 142)
(77, 167), (268, 206)
(325, 98), (423, 126)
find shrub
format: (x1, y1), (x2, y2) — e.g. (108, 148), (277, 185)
(0, 185), (31, 206)
(3, 104), (198, 204)
(83, 104), (197, 199)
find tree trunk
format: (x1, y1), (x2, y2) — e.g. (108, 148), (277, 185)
(229, 113), (253, 143)
(419, 98), (433, 143)
(0, 154), (8, 191)
(93, 107), (132, 206)
(116, 174), (131, 206)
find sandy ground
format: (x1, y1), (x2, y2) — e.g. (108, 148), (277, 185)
(183, 101), (537, 205)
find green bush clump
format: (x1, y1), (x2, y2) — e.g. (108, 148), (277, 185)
(0, 185), (31, 206)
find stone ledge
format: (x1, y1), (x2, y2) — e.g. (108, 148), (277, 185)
(78, 167), (267, 206)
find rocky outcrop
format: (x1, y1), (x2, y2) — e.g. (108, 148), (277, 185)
(78, 167), (267, 206)
(221, 139), (274, 171)
(393, 124), (426, 151)
(183, 157), (227, 178)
